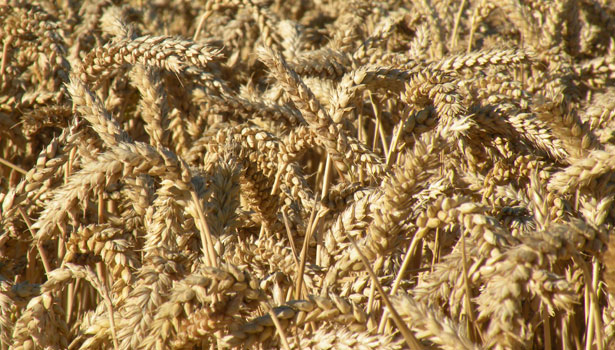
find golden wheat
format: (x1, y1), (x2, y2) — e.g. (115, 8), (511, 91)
(1, 0), (615, 349)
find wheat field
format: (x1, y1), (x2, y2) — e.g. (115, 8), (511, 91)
(1, 0), (615, 349)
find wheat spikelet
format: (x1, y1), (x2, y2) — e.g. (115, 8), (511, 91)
(290, 326), (404, 350)
(392, 294), (481, 350)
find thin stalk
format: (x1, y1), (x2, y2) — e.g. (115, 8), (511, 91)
(192, 191), (218, 268)
(0, 35), (13, 83)
(295, 204), (317, 299)
(282, 210), (300, 270)
(99, 278), (120, 350)
(0, 155), (27, 174)
(450, 0), (467, 50)
(386, 120), (405, 169)
(369, 91), (388, 153)
(575, 254), (602, 350)
(270, 159), (287, 196)
(268, 307), (292, 350)
(18, 206), (51, 274)
(193, 12), (212, 41)
(592, 258), (603, 350)
(317, 155), (332, 265)
(467, 0), (487, 53)
(347, 235), (424, 350)
(378, 235), (422, 332)
(543, 309), (552, 350)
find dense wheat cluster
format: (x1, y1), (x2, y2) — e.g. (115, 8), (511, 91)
(3, 0), (615, 349)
